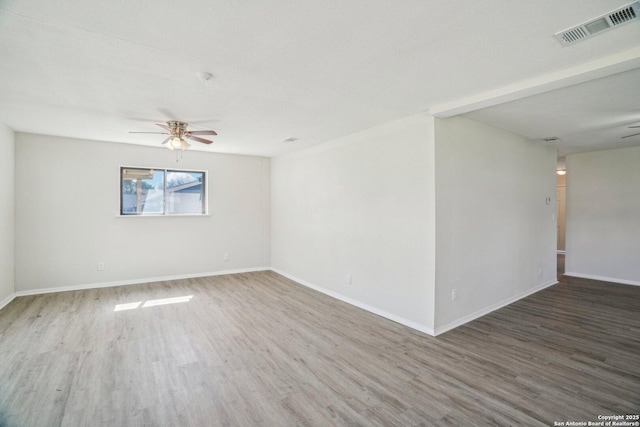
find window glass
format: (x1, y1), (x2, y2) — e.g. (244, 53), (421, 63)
(121, 168), (165, 215)
(166, 170), (205, 214)
(120, 167), (206, 215)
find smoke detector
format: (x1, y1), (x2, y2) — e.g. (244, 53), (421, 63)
(554, 1), (639, 46)
(196, 71), (214, 81)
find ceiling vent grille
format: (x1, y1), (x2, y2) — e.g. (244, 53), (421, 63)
(554, 1), (640, 46)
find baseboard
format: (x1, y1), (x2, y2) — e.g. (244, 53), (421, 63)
(556, 250), (566, 255)
(14, 267), (271, 297)
(270, 268), (435, 336)
(0, 292), (16, 311)
(564, 272), (640, 287)
(434, 279), (558, 336)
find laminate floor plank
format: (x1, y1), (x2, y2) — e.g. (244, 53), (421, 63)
(0, 271), (638, 426)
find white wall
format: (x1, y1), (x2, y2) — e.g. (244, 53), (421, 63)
(0, 124), (15, 306)
(15, 133), (270, 292)
(565, 146), (640, 286)
(271, 114), (436, 332)
(8, 115), (563, 335)
(434, 116), (557, 332)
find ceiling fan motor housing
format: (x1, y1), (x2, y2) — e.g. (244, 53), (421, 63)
(167, 121), (188, 136)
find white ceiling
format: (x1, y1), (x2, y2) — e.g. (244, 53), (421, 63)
(464, 67), (640, 156)
(1, 0), (639, 157)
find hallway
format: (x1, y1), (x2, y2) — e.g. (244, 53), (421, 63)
(557, 253), (565, 282)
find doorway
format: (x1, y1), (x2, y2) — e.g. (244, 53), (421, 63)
(557, 159), (566, 280)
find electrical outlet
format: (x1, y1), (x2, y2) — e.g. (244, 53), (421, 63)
(97, 262), (105, 271)
(538, 267), (542, 278)
(224, 253), (229, 262)
(452, 289), (457, 301)
(346, 274), (352, 284)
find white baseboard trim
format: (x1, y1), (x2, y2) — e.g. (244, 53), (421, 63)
(270, 268), (435, 336)
(14, 267), (271, 297)
(434, 279), (558, 336)
(0, 292), (16, 311)
(556, 250), (566, 255)
(564, 272), (640, 287)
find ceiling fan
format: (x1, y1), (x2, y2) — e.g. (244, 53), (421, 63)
(130, 121), (217, 151)
(621, 125), (640, 139)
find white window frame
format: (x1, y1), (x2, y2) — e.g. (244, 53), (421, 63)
(119, 166), (209, 216)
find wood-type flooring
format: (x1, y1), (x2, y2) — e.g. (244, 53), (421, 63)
(0, 269), (638, 426)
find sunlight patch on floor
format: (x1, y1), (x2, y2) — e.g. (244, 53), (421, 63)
(114, 295), (193, 311)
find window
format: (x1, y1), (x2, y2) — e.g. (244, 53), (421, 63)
(120, 167), (206, 215)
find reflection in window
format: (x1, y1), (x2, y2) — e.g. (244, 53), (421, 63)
(121, 168), (165, 214)
(166, 170), (205, 214)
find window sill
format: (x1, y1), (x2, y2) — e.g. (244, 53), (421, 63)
(116, 214), (211, 218)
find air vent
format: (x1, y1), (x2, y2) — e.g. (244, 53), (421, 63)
(554, 1), (640, 46)
(610, 5), (637, 25)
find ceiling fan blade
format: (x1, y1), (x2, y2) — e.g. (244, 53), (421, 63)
(621, 132), (640, 139)
(629, 125), (640, 128)
(188, 130), (218, 136)
(157, 108), (179, 120)
(161, 137), (172, 145)
(129, 131), (170, 134)
(187, 135), (213, 144)
(156, 123), (172, 131)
